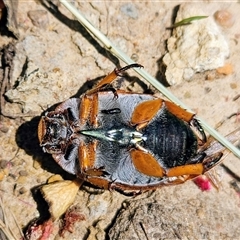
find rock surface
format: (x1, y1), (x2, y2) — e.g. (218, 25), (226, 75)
(163, 3), (230, 85)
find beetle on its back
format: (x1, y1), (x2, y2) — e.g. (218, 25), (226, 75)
(38, 64), (223, 193)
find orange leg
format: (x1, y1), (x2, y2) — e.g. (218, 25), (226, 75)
(130, 146), (218, 179)
(164, 101), (194, 122)
(131, 99), (163, 130)
(89, 94), (99, 127)
(166, 164), (204, 177)
(162, 175), (192, 185)
(79, 94), (99, 127)
(86, 177), (110, 189)
(79, 141), (107, 177)
(130, 149), (165, 177)
(166, 152), (222, 178)
(86, 64), (143, 95)
(164, 101), (206, 143)
(79, 95), (93, 125)
(78, 141), (97, 172)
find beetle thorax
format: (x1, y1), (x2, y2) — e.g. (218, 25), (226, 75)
(80, 127), (145, 146)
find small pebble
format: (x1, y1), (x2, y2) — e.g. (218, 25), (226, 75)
(8, 173), (17, 180)
(0, 171), (4, 181)
(204, 87), (211, 93)
(27, 10), (49, 29)
(19, 170), (28, 176)
(230, 83), (237, 89)
(0, 169), (9, 181)
(52, 67), (61, 73)
(187, 199), (200, 207)
(214, 10), (235, 28)
(131, 53), (139, 62)
(19, 187), (27, 194)
(0, 126), (9, 133)
(205, 71), (216, 80)
(196, 208), (205, 219)
(0, 160), (8, 169)
(33, 159), (41, 169)
(216, 63), (233, 75)
(17, 175), (27, 184)
(184, 91), (191, 98)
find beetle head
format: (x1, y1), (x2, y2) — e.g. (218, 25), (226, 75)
(38, 111), (73, 154)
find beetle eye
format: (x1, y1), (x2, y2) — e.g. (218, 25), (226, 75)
(66, 107), (78, 122)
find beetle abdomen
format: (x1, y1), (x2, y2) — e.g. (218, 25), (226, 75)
(143, 107), (198, 168)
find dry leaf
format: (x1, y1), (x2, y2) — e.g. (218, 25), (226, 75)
(40, 179), (83, 220)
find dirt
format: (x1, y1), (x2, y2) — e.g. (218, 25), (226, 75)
(0, 1), (240, 240)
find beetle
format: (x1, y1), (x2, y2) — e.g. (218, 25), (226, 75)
(38, 64), (223, 192)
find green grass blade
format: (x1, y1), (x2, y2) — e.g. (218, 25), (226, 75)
(170, 16), (208, 28)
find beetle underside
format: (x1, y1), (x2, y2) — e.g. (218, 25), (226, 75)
(38, 64), (223, 192)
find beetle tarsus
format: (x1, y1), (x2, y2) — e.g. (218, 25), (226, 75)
(99, 84), (119, 99)
(190, 118), (207, 144)
(203, 152), (223, 172)
(186, 152), (206, 164)
(115, 63), (143, 77)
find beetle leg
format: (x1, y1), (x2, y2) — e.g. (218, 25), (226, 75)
(98, 84), (119, 99)
(186, 152), (206, 164)
(130, 149), (165, 177)
(164, 100), (194, 122)
(134, 143), (148, 153)
(164, 175), (192, 185)
(78, 140), (109, 177)
(79, 95), (92, 125)
(166, 163), (204, 177)
(87, 63), (143, 95)
(131, 99), (163, 130)
(109, 184), (143, 196)
(166, 151), (223, 177)
(115, 63), (143, 76)
(52, 144), (79, 175)
(86, 177), (111, 189)
(78, 141), (97, 173)
(85, 167), (108, 177)
(79, 94), (99, 127)
(190, 118), (207, 144)
(164, 101), (207, 144)
(202, 152), (223, 172)
(86, 71), (117, 95)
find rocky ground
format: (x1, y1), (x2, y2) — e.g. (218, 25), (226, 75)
(0, 1), (240, 240)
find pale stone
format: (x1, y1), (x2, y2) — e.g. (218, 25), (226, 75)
(163, 3), (230, 85)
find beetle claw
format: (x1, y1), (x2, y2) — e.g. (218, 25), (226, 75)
(115, 63), (143, 76)
(203, 152), (223, 172)
(190, 118), (207, 144)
